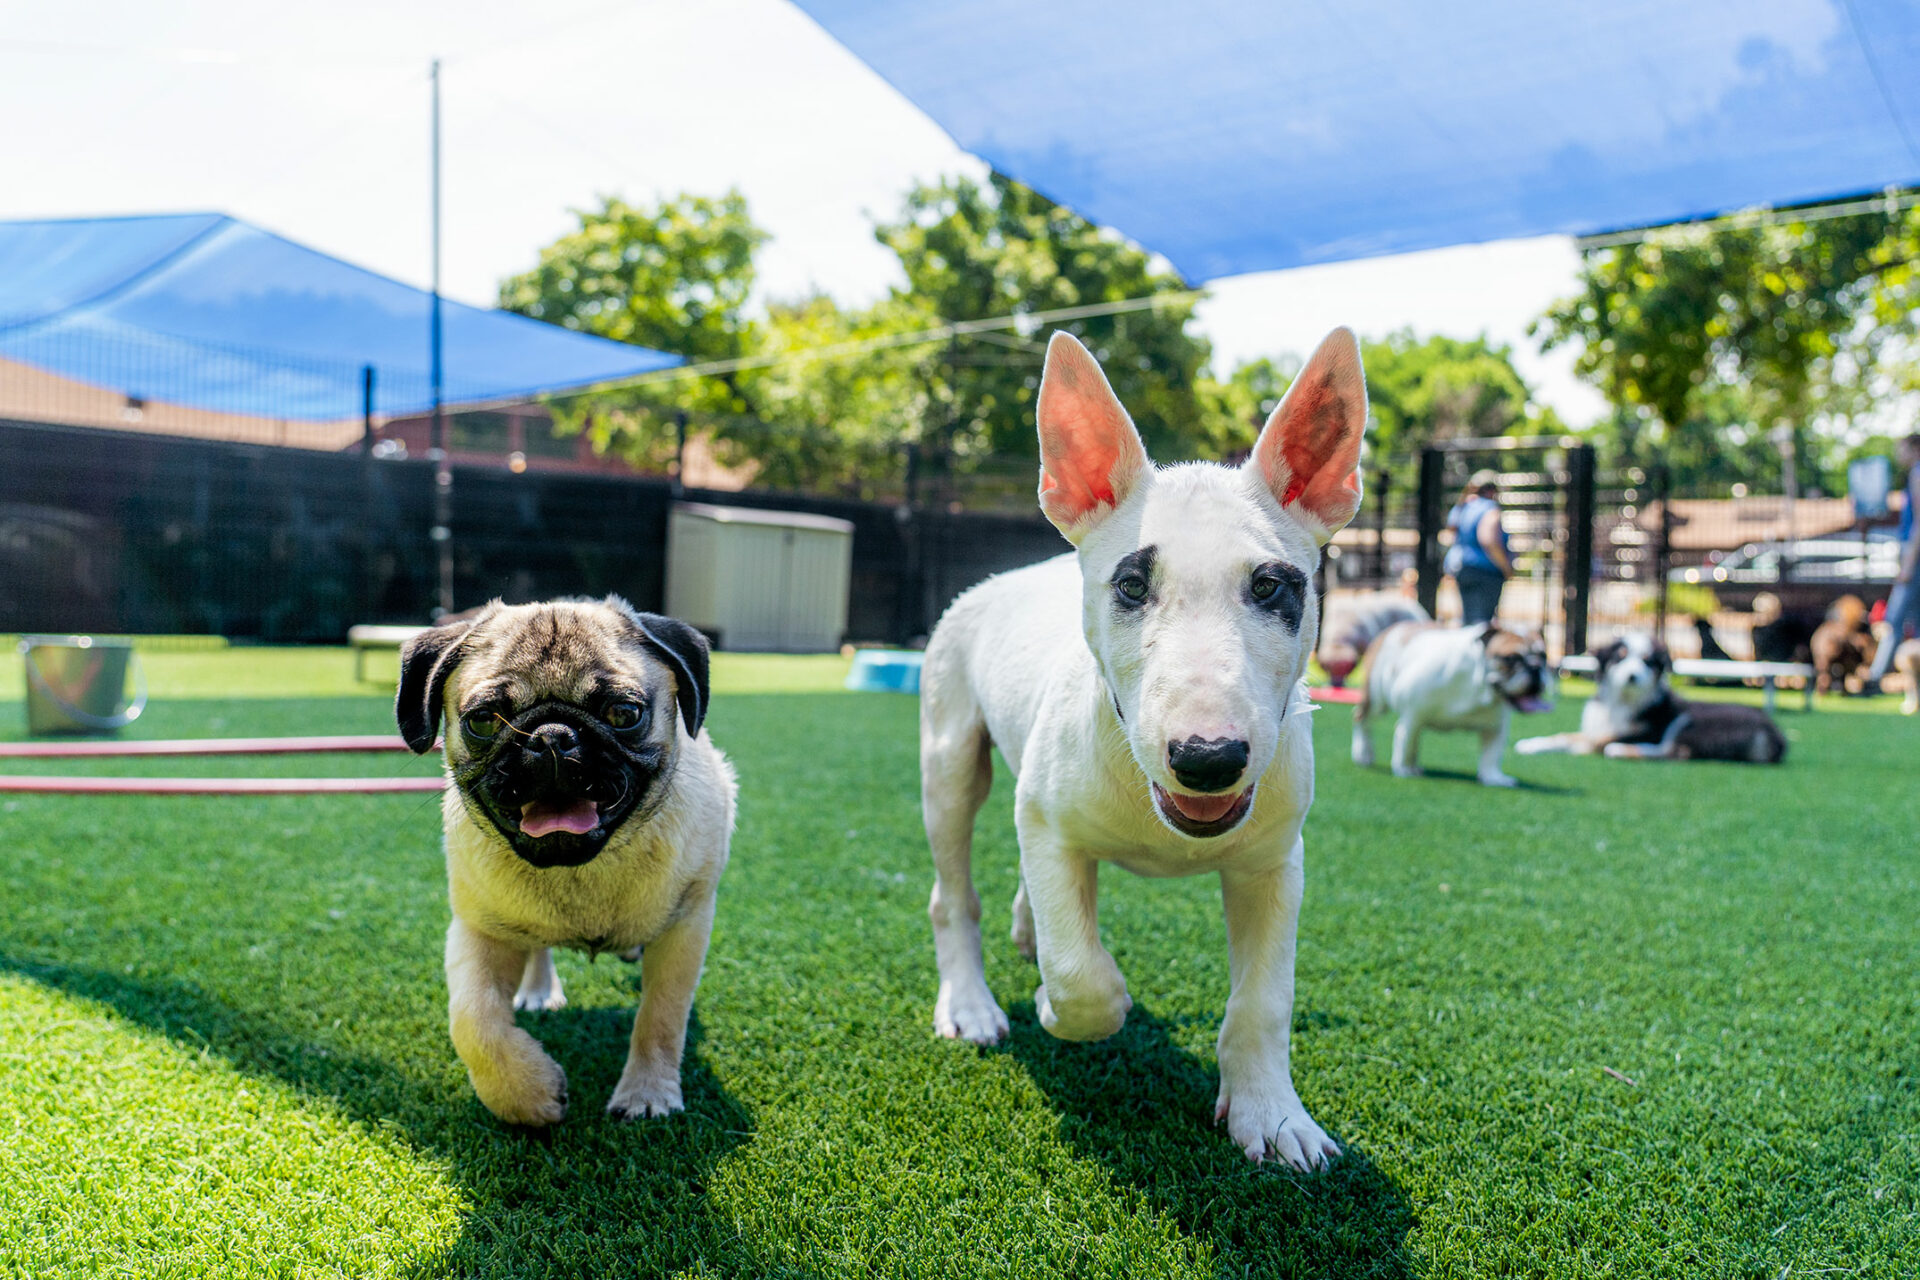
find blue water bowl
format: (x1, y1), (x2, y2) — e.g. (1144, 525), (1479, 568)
(845, 648), (924, 694)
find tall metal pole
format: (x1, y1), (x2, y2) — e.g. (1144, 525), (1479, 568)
(429, 58), (454, 617)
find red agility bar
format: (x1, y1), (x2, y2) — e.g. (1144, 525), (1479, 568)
(0, 735), (430, 758)
(0, 775), (446, 795)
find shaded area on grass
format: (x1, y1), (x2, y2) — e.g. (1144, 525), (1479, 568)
(1004, 1002), (1415, 1278)
(0, 957), (795, 1278)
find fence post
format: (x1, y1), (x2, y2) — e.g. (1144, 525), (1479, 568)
(1415, 447), (1445, 617)
(1563, 443), (1596, 657)
(1372, 466), (1391, 585)
(359, 365), (377, 625)
(895, 442), (923, 645)
(672, 411), (689, 498)
(360, 365), (376, 453)
(1653, 462), (1672, 641)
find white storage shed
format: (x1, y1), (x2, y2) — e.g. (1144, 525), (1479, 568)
(665, 502), (855, 652)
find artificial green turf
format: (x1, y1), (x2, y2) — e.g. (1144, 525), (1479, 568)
(1, 639), (857, 702)
(1, 650), (1915, 1277)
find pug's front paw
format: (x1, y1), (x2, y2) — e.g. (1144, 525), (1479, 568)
(606, 1061), (684, 1120)
(468, 1031), (568, 1127)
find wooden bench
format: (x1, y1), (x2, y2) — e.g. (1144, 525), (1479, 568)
(1556, 655), (1816, 713)
(347, 624), (428, 681)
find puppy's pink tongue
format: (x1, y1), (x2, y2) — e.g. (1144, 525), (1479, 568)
(1170, 791), (1241, 823)
(519, 799), (599, 838)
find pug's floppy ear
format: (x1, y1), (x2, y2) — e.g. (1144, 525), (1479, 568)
(611, 597), (711, 737)
(396, 618), (479, 754)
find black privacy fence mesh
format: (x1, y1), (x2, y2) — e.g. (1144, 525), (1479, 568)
(0, 418), (1064, 645)
(4, 401), (1872, 658)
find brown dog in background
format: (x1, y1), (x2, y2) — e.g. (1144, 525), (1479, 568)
(1810, 595), (1875, 694)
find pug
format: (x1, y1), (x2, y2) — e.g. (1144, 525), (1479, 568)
(396, 596), (735, 1127)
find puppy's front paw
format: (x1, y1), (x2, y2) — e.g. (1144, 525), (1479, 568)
(934, 979), (1010, 1045)
(1513, 736), (1550, 756)
(1478, 771), (1518, 788)
(606, 1062), (684, 1121)
(1215, 1085), (1340, 1171)
(1390, 764), (1424, 779)
(1350, 739), (1375, 768)
(1034, 979), (1130, 1042)
(468, 1033), (568, 1127)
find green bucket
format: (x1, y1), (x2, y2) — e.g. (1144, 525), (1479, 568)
(19, 635), (148, 735)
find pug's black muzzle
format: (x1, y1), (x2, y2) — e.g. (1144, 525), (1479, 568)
(457, 700), (664, 868)
(1498, 657), (1554, 714)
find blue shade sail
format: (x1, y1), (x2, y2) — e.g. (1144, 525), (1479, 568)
(0, 214), (681, 421)
(794, 0), (1920, 280)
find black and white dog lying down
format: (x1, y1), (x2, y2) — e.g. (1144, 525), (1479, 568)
(1515, 634), (1787, 764)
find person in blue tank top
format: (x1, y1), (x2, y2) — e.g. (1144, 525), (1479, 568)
(1443, 469), (1512, 625)
(1868, 433), (1920, 686)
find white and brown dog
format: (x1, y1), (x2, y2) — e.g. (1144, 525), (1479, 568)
(1351, 621), (1554, 786)
(917, 328), (1367, 1169)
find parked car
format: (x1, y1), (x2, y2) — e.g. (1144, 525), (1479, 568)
(1671, 536), (1899, 614)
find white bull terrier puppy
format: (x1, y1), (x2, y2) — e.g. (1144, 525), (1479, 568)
(916, 328), (1367, 1169)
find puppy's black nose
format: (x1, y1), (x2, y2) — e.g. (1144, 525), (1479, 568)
(1167, 736), (1249, 793)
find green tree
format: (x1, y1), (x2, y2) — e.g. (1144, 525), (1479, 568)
(1359, 330), (1550, 462)
(728, 292), (935, 494)
(874, 172), (1213, 479)
(1196, 356), (1301, 458)
(1534, 200), (1919, 492)
(499, 190), (768, 470)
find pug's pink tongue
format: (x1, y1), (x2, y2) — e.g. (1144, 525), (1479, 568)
(1169, 791), (1241, 823)
(519, 799), (599, 838)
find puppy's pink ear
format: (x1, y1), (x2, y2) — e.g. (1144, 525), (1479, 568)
(1036, 332), (1149, 541)
(1247, 327), (1368, 543)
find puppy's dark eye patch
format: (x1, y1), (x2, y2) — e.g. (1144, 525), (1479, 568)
(1246, 561), (1307, 630)
(1110, 545), (1157, 612)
